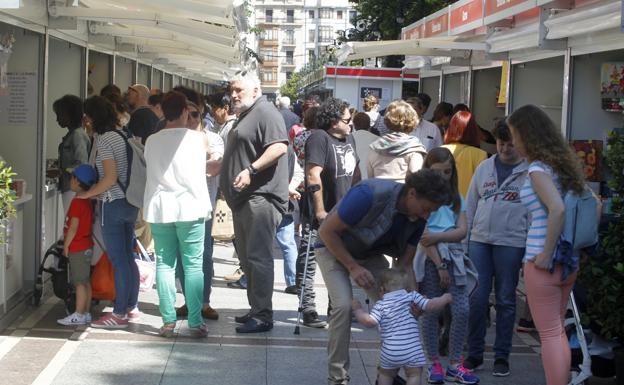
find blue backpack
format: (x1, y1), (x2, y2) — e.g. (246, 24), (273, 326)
(562, 187), (599, 250)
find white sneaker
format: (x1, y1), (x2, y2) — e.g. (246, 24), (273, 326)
(57, 312), (87, 326)
(85, 313), (92, 323)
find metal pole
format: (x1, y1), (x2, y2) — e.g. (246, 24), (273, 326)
(561, 47), (573, 140)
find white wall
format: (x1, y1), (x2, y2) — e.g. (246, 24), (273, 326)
(443, 72), (469, 107)
(88, 50), (110, 96)
(46, 38), (83, 159)
(137, 63), (150, 87)
(512, 56), (564, 129)
(421, 76), (440, 120)
(472, 67), (506, 131)
(570, 50), (624, 141)
(0, 24), (41, 290)
(115, 56), (133, 90)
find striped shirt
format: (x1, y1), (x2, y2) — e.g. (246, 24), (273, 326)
(520, 161), (561, 261)
(370, 289), (430, 369)
(95, 130), (129, 202)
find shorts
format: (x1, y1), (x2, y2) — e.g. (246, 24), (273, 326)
(68, 249), (93, 285)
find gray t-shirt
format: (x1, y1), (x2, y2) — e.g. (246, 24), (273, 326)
(220, 96), (289, 213)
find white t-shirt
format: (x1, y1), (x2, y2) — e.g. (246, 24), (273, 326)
(410, 119), (443, 151)
(143, 128), (211, 223)
(204, 130), (224, 208)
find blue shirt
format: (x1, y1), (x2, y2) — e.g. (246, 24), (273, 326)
(336, 184), (425, 249)
(427, 196), (465, 233)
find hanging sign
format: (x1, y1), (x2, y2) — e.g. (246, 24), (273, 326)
(0, 72), (38, 127)
(484, 0), (537, 24)
(402, 20), (425, 40)
(450, 0), (485, 35)
(498, 61), (509, 105)
(424, 9), (450, 37)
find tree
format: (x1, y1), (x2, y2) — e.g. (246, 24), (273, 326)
(280, 72), (303, 100)
(344, 0), (454, 67)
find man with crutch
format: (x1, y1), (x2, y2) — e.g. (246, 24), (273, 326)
(295, 98), (360, 329)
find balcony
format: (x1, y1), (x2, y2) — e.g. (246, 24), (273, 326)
(261, 58), (279, 67)
(282, 58), (296, 67)
(261, 79), (279, 87)
(282, 38), (296, 46)
(259, 38), (279, 47)
(256, 17), (303, 26)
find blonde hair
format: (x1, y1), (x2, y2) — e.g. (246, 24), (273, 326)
(383, 100), (419, 133)
(363, 95), (379, 112)
(379, 268), (407, 293)
(507, 105), (585, 194)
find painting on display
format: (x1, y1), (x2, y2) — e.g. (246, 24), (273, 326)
(571, 140), (603, 182)
(600, 62), (624, 112)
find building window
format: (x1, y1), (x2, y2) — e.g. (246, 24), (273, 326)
(262, 29), (278, 40)
(308, 49), (316, 61)
(320, 8), (332, 19)
(284, 50), (294, 65)
(284, 29), (295, 44)
(261, 71), (276, 82)
(308, 29), (315, 43)
(337, 10), (343, 20)
(319, 26), (334, 43)
(349, 10), (357, 23)
(260, 49), (276, 61)
(286, 72), (293, 80)
(286, 9), (294, 23)
(265, 9), (273, 22)
(308, 10), (314, 19)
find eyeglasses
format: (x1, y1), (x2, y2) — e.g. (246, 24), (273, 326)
(189, 111), (200, 119)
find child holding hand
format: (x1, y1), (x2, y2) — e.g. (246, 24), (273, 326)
(352, 268), (452, 385)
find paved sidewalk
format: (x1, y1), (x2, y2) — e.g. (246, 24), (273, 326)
(0, 242), (609, 385)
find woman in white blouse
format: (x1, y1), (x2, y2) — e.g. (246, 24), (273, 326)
(143, 91), (211, 338)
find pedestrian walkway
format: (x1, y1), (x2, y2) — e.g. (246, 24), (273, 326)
(0, 243), (554, 385)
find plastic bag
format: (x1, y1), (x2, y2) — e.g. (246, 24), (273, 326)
(91, 253), (115, 301)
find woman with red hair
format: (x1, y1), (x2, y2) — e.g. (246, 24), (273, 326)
(443, 111), (487, 196)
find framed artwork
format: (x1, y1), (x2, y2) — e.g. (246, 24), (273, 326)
(600, 62), (624, 112)
(571, 140), (603, 182)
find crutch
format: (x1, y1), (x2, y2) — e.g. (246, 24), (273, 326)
(294, 227), (314, 335)
(568, 291), (592, 385)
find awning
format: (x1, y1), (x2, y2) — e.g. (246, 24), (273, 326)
(44, 0), (249, 82)
(336, 38), (487, 65)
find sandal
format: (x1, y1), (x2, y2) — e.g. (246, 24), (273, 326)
(159, 322), (176, 338)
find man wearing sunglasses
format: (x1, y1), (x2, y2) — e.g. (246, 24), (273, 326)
(127, 84), (160, 145)
(220, 71), (289, 333)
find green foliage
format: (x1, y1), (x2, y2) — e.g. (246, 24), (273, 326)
(344, 0), (454, 67)
(0, 160), (17, 245)
(280, 72), (304, 100)
(581, 129), (624, 342)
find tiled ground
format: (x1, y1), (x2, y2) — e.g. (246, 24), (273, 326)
(0, 242), (616, 385)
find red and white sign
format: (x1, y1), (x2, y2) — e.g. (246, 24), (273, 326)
(325, 66), (419, 80)
(424, 9), (450, 37)
(403, 20), (425, 40)
(450, 0), (484, 35)
(484, 0), (537, 24)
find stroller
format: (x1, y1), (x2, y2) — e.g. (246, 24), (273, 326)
(34, 240), (77, 314)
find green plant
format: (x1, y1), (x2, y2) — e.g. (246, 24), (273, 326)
(0, 160), (17, 245)
(582, 129), (624, 342)
(280, 72), (303, 100)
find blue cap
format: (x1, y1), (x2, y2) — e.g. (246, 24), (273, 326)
(72, 164), (97, 187)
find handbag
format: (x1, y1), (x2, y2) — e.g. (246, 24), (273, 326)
(91, 253), (116, 301)
(211, 198), (235, 241)
(134, 239), (156, 292)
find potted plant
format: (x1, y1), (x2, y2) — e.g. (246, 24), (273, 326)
(581, 128), (624, 383)
(0, 160), (17, 246)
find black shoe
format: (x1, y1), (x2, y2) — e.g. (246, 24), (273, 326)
(284, 285), (299, 295)
(493, 358), (510, 377)
(463, 356), (484, 371)
(234, 312), (252, 324)
(235, 318), (274, 333)
(303, 311), (327, 328)
(517, 318), (536, 332)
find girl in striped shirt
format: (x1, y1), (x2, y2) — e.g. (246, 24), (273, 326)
(508, 105), (585, 385)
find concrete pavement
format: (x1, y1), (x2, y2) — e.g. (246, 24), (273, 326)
(0, 242), (614, 385)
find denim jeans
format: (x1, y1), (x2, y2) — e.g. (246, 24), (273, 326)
(275, 215), (297, 287)
(467, 241), (525, 360)
(177, 218), (214, 305)
(152, 219), (205, 327)
(101, 198), (140, 316)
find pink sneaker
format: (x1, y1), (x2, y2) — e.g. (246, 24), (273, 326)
(90, 313), (129, 329)
(126, 308), (141, 322)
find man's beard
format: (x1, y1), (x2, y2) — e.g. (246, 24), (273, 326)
(233, 95), (256, 113)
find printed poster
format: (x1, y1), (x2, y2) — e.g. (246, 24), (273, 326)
(571, 140), (603, 182)
(600, 62), (624, 112)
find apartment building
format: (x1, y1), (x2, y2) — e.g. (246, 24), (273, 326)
(252, 0), (356, 98)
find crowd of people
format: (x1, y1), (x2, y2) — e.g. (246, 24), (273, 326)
(55, 71), (588, 385)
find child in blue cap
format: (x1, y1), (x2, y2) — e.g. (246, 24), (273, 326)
(58, 164), (96, 326)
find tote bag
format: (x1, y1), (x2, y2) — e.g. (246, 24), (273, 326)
(211, 198), (235, 241)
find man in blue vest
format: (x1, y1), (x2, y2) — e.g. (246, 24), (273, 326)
(317, 169), (452, 385)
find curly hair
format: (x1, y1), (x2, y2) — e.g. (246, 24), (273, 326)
(53, 94), (83, 129)
(316, 97), (349, 131)
(423, 147), (461, 213)
(363, 95), (378, 112)
(404, 168), (453, 207)
(507, 105), (585, 194)
(384, 100), (419, 133)
(84, 96), (118, 135)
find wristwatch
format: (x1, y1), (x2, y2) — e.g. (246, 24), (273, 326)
(246, 164), (258, 175)
(437, 262), (448, 270)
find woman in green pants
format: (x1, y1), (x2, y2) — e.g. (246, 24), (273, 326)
(143, 91), (212, 337)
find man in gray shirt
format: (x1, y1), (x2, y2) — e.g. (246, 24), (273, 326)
(220, 72), (289, 333)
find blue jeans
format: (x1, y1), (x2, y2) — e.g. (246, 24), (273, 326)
(275, 215), (297, 287)
(177, 218), (214, 305)
(101, 199), (140, 315)
(467, 241), (525, 360)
